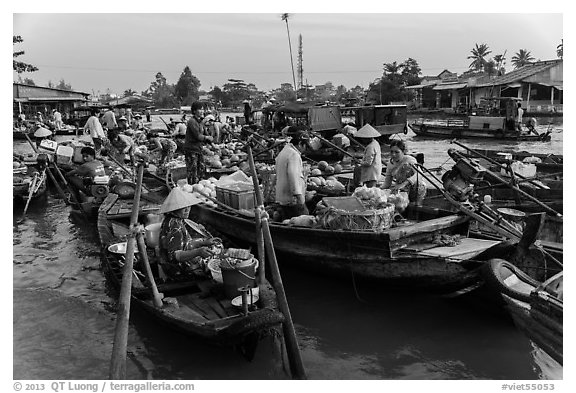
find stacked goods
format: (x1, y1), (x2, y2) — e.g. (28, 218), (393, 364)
(315, 200), (395, 232)
(307, 175), (346, 195)
(202, 142), (244, 171)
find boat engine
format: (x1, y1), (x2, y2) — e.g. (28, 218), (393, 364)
(442, 166), (475, 202)
(85, 175), (110, 202)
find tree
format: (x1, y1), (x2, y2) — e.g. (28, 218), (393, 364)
(56, 79), (72, 91)
(556, 39), (563, 59)
(511, 49), (535, 69)
(17, 75), (36, 86)
(222, 79), (251, 106)
(400, 57), (422, 86)
(484, 60), (497, 78)
(146, 72), (177, 108)
(13, 35), (38, 74)
(174, 66), (201, 105)
(123, 88), (137, 97)
(467, 43), (492, 71)
(493, 53), (507, 75)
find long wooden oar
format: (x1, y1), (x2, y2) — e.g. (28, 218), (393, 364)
(310, 131), (360, 163)
(23, 134), (72, 206)
(135, 233), (164, 307)
(246, 146), (306, 380)
(22, 172), (39, 217)
(109, 163), (145, 380)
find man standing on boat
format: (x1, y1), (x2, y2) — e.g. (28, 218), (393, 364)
(516, 103), (524, 133)
(275, 127), (309, 220)
(52, 108), (63, 131)
(84, 108), (107, 155)
(184, 101), (213, 185)
(101, 107), (118, 130)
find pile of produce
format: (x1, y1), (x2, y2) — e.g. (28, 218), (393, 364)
(309, 160), (343, 177)
(202, 142), (244, 170)
(307, 175), (346, 195)
(178, 177), (219, 208)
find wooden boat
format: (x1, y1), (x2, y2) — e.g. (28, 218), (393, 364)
(409, 117), (550, 141)
(97, 193), (290, 364)
(340, 104), (409, 137)
(454, 148), (562, 177)
(13, 156), (48, 201)
(189, 201), (519, 292)
(480, 259), (562, 365)
(409, 97), (552, 141)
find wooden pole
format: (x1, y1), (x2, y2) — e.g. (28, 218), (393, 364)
(254, 206), (266, 285)
(310, 131), (359, 162)
(135, 234), (164, 308)
(246, 146), (306, 380)
(109, 163), (145, 380)
(22, 172), (39, 216)
(23, 133), (71, 206)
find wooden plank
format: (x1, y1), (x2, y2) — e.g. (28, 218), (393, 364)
(204, 297), (230, 319)
(416, 238), (501, 260)
(178, 294), (221, 320)
(386, 215), (469, 241)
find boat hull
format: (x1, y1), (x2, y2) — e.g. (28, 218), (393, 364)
(190, 204), (499, 291)
(409, 123), (546, 141)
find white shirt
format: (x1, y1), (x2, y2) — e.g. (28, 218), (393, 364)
(517, 108), (524, 123)
(101, 110), (117, 129)
(84, 115), (106, 139)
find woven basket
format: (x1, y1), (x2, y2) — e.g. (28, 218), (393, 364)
(317, 203), (395, 232)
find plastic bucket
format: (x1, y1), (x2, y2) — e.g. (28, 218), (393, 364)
(220, 258), (258, 299)
(145, 222), (162, 248)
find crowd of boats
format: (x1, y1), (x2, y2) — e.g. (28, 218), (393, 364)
(13, 100), (563, 379)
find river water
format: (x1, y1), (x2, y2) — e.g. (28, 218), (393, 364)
(12, 115), (563, 382)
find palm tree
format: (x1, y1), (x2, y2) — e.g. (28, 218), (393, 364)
(493, 52), (507, 75)
(557, 39), (563, 59)
(467, 43), (492, 71)
(281, 13), (298, 99)
(511, 49), (535, 69)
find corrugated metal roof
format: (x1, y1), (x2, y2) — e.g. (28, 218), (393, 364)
(433, 83), (467, 90)
(476, 60), (561, 87)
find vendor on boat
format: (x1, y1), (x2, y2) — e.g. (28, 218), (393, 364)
(159, 187), (217, 279)
(33, 126), (54, 149)
(65, 146), (106, 193)
(184, 101), (214, 185)
(275, 127), (309, 220)
(84, 108), (107, 155)
(355, 124), (382, 188)
(382, 139), (427, 205)
(148, 131), (177, 167)
(104, 127), (137, 165)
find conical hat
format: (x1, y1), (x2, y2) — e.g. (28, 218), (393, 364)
(355, 124), (380, 138)
(160, 187), (202, 213)
(34, 127), (52, 137)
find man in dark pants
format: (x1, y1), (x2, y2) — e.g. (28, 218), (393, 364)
(184, 101), (213, 185)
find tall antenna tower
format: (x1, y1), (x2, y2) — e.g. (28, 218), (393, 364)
(297, 34), (303, 90)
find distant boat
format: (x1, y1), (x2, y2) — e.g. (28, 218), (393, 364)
(409, 97), (551, 141)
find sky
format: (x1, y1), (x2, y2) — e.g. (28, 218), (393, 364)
(11, 6), (564, 97)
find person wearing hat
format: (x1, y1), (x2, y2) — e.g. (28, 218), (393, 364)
(355, 124), (382, 188)
(382, 139), (426, 205)
(117, 116), (130, 132)
(65, 146), (106, 194)
(131, 114), (144, 131)
(275, 127), (310, 220)
(184, 101), (214, 185)
(159, 188), (217, 278)
(84, 108), (107, 155)
(33, 126), (54, 148)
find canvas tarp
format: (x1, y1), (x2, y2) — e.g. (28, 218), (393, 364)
(308, 106), (342, 132)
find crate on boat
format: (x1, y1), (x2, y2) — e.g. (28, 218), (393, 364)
(215, 182), (255, 210)
(55, 145), (74, 165)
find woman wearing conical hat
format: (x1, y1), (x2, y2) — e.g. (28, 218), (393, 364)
(158, 188), (217, 279)
(355, 124), (382, 188)
(33, 126), (54, 148)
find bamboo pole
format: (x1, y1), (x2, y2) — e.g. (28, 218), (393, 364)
(135, 234), (164, 308)
(22, 172), (39, 216)
(246, 146), (306, 380)
(109, 163), (145, 380)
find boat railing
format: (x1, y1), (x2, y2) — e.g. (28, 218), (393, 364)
(415, 118), (469, 127)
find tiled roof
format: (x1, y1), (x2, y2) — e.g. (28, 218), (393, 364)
(476, 60), (561, 87)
